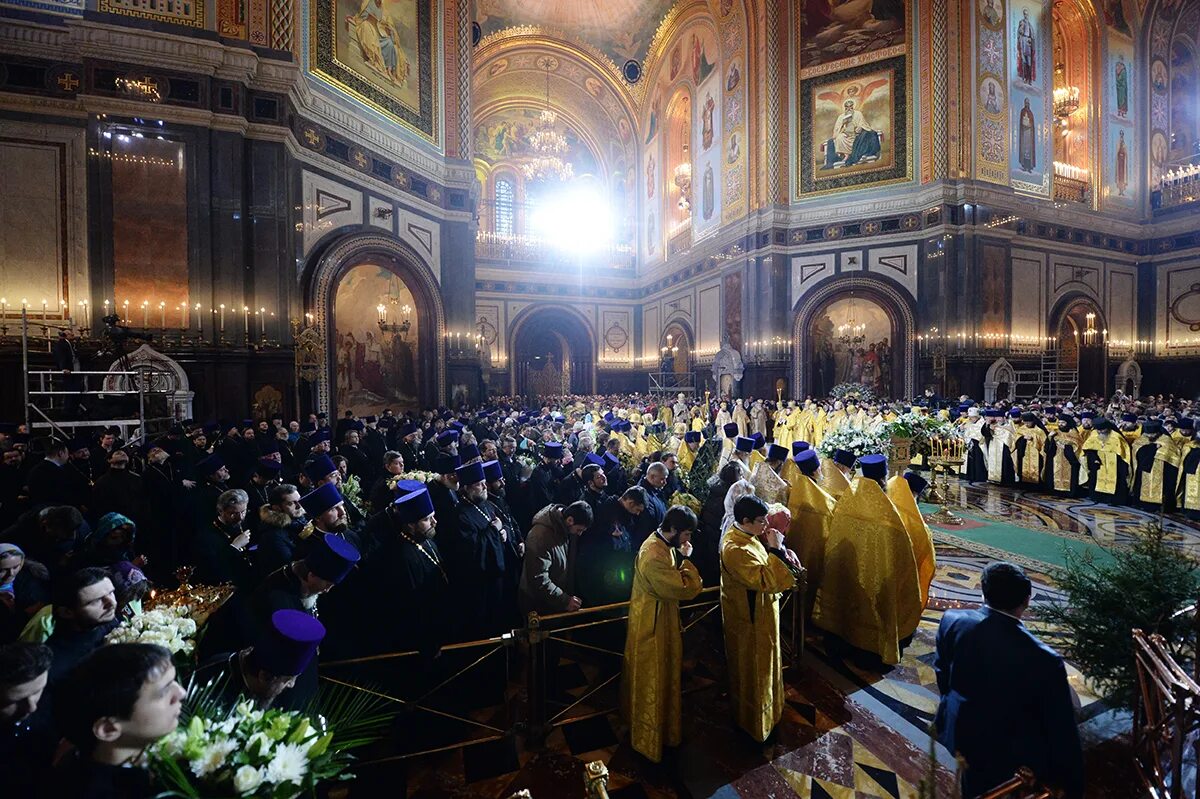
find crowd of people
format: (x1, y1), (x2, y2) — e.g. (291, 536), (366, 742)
(2, 384), (1171, 796)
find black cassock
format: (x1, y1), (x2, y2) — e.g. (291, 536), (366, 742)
(453, 499), (509, 639)
(1131, 440), (1179, 512)
(1084, 450), (1131, 506)
(1041, 436), (1082, 497)
(963, 439), (988, 483)
(362, 530), (450, 660)
(525, 463), (562, 518)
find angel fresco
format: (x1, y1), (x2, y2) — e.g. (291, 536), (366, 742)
(817, 76), (889, 170)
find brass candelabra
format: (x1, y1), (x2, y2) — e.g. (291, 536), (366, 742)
(922, 435), (966, 527)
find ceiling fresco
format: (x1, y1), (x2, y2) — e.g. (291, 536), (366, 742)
(474, 0), (678, 70)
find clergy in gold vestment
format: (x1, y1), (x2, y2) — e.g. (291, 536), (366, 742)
(786, 450), (836, 607)
(817, 449), (855, 498)
(813, 455), (923, 666)
(1081, 419), (1133, 505)
(1011, 414), (1048, 487)
(886, 472), (936, 609)
(720, 495), (798, 742)
(620, 508), (704, 762)
(676, 430), (702, 473)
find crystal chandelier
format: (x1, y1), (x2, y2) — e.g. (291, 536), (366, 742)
(523, 58), (573, 183)
(673, 143), (692, 212)
(837, 293), (866, 346)
(1052, 62), (1079, 118)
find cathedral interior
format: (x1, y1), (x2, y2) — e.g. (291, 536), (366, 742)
(2, 0), (1200, 797)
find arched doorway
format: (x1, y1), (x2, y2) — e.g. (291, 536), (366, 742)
(509, 306), (596, 398)
(661, 320), (693, 376)
(794, 277), (914, 400)
(1052, 295), (1106, 397)
(306, 233), (445, 415)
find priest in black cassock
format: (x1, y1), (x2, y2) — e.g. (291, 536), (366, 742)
(526, 442), (565, 516)
(452, 460), (511, 639)
(1131, 420), (1182, 513)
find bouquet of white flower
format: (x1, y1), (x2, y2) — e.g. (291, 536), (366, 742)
(105, 606), (199, 657)
(340, 473), (362, 508)
(149, 681), (390, 799)
(393, 470), (437, 487)
(815, 427), (891, 460)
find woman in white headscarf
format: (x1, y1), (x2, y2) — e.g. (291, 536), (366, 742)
(720, 479), (757, 548)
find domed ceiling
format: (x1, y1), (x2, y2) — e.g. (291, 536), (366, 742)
(474, 0), (678, 76)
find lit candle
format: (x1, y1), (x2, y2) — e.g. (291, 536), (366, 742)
(122, 300), (130, 323)
(377, 304), (387, 324)
(41, 299), (47, 321)
(82, 299), (89, 329)
(305, 313), (314, 327)
(178, 304), (185, 331)
(0, 298), (6, 317)
(142, 300), (149, 329)
(159, 301), (166, 329)
(195, 303), (202, 332)
(259, 308), (266, 342)
(243, 306), (250, 341)
(219, 304), (226, 332)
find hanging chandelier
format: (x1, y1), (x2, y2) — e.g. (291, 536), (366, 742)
(1052, 62), (1080, 118)
(523, 57), (573, 183)
(837, 292), (866, 346)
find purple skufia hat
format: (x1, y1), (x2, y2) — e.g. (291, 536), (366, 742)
(257, 610), (326, 676)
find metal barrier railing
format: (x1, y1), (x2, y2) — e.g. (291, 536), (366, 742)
(321, 580), (806, 764)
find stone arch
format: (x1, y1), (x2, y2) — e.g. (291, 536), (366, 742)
(984, 357), (1018, 403)
(102, 344), (195, 420)
(1115, 358), (1143, 397)
(304, 231), (446, 414)
(791, 274), (916, 400)
(508, 304), (598, 397)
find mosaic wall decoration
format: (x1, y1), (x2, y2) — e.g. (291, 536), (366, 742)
(309, 0), (439, 144)
(98, 0), (204, 27)
(798, 56), (910, 196)
(975, 0), (1009, 184)
(1007, 0), (1050, 196)
(1103, 35), (1137, 208)
(714, 0), (747, 225)
(692, 66), (723, 241)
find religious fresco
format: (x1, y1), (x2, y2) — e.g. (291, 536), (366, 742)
(474, 108), (601, 177)
(799, 57), (909, 195)
(975, 0), (1009, 184)
(474, 0), (675, 73)
(693, 68), (723, 241)
(798, 0), (908, 79)
(1008, 0), (1050, 196)
(1103, 37), (1137, 208)
(717, 2), (747, 226)
(809, 297), (893, 399)
(310, 0), (438, 143)
(333, 264), (420, 416)
(723, 271), (743, 352)
(1170, 41), (1197, 159)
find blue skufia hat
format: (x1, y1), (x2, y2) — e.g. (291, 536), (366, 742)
(459, 443), (481, 461)
(306, 532), (360, 584)
(1121, 412), (1138, 423)
(543, 442), (564, 460)
(723, 422), (740, 438)
(257, 610), (325, 676)
(196, 453), (225, 475)
(436, 430), (460, 446)
(750, 433), (765, 448)
(300, 482), (343, 518)
(256, 457), (283, 474)
(603, 452), (620, 468)
(584, 453), (607, 468)
(399, 422), (418, 437)
(735, 436), (755, 453)
(259, 439), (279, 455)
(684, 431), (701, 443)
(433, 453), (461, 474)
(449, 421), (465, 432)
(833, 449), (856, 468)
(603, 412), (616, 423)
(792, 441), (811, 454)
(983, 409), (1002, 418)
(393, 478), (426, 495)
(456, 460), (486, 486)
(482, 460), (504, 482)
(393, 488), (435, 523)
(766, 444), (788, 462)
(903, 470), (929, 496)
(1181, 417), (1196, 431)
(1008, 408), (1022, 418)
(303, 454), (337, 483)
(794, 449), (820, 475)
(858, 454), (887, 480)
(309, 430), (331, 444)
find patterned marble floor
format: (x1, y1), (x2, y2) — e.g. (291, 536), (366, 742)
(342, 482), (1172, 799)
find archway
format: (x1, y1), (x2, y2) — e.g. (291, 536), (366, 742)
(793, 276), (914, 401)
(305, 232), (445, 415)
(509, 306), (596, 399)
(1051, 294), (1106, 397)
(661, 319), (693, 375)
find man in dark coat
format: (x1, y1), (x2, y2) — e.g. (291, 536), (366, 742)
(27, 439), (90, 509)
(252, 482), (307, 581)
(51, 328), (84, 419)
(396, 422), (424, 472)
(526, 442), (565, 517)
(935, 562), (1083, 799)
(190, 453), (230, 535)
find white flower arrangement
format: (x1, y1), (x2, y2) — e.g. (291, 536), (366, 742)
(151, 700), (344, 798)
(815, 427), (892, 460)
(105, 606), (198, 657)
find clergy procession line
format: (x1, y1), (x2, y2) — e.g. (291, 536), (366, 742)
(1, 386), (1137, 796)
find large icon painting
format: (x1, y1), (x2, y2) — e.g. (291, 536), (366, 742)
(334, 264), (420, 416)
(310, 0), (437, 141)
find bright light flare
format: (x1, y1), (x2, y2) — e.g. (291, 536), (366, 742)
(528, 185), (613, 254)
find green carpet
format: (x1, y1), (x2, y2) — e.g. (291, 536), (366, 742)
(917, 503), (1116, 570)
